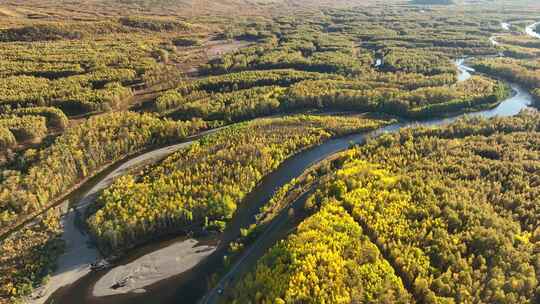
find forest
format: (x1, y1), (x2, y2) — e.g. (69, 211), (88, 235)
(0, 0), (539, 303)
(86, 114), (390, 253)
(150, 12), (512, 121)
(231, 201), (413, 303)
(228, 111), (540, 304)
(0, 112), (207, 234)
(473, 58), (540, 101)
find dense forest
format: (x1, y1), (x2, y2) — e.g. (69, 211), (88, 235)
(87, 114), (390, 253)
(0, 112), (207, 234)
(473, 58), (540, 100)
(0, 211), (63, 301)
(231, 202), (413, 303)
(149, 11), (513, 121)
(0, 112), (207, 302)
(228, 111), (540, 303)
(0, 0), (539, 303)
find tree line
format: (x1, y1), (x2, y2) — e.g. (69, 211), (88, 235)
(86, 115), (390, 253)
(0, 112), (207, 235)
(0, 107), (69, 152)
(155, 70), (509, 122)
(229, 111), (540, 303)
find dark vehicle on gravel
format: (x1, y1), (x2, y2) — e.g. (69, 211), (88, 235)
(90, 260), (111, 271)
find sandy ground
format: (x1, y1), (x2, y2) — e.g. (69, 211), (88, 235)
(26, 140), (205, 304)
(92, 239), (217, 297)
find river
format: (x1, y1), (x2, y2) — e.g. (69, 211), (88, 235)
(205, 19), (540, 302)
(41, 24), (538, 304)
(490, 22), (512, 46)
(455, 58), (473, 82)
(26, 128), (223, 304)
(201, 61), (537, 304)
(525, 22), (540, 39)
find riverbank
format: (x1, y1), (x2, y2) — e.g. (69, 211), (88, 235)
(200, 64), (537, 303)
(92, 237), (217, 297)
(43, 116), (396, 304)
(26, 18), (540, 304)
(41, 55), (537, 304)
(26, 136), (219, 304)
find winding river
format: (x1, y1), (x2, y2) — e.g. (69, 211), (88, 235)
(204, 20), (540, 303)
(26, 128), (223, 304)
(526, 22), (540, 39)
(455, 58), (473, 82)
(39, 23), (539, 304)
(201, 62), (537, 304)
